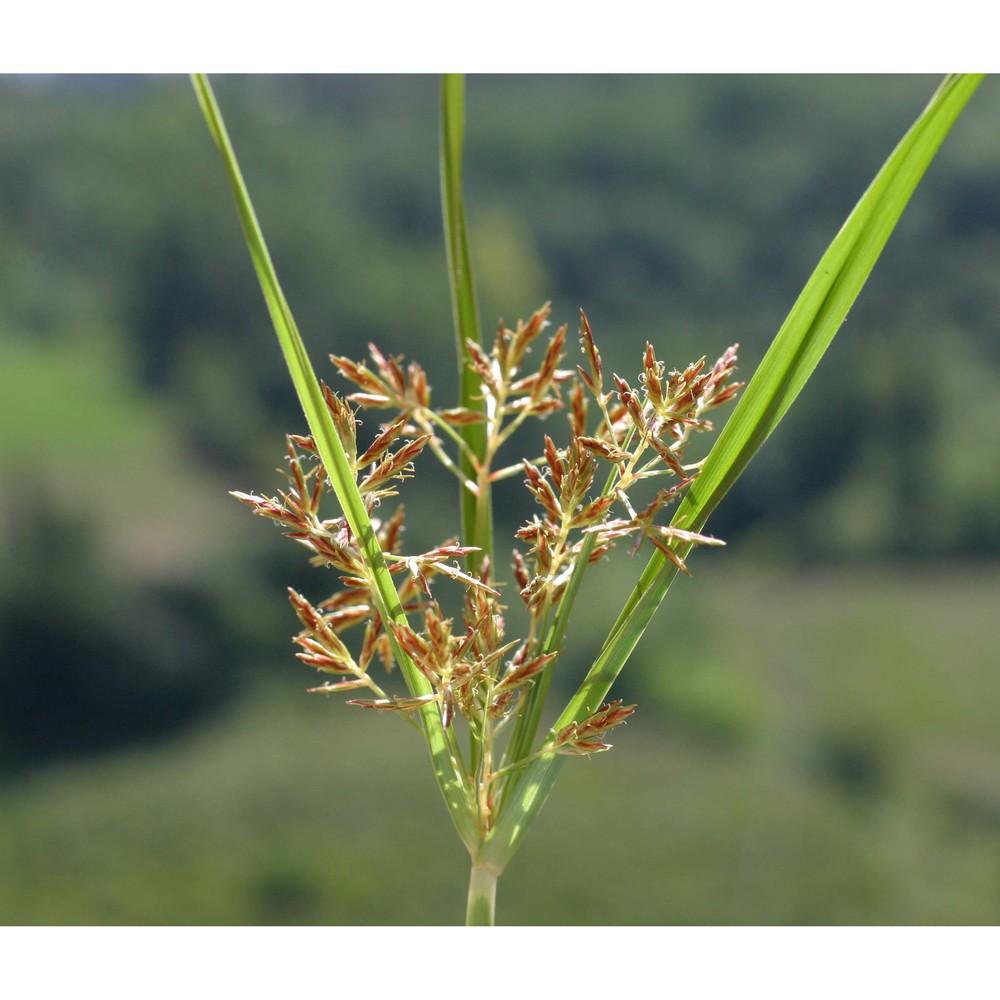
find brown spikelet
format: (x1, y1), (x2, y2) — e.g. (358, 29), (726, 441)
(532, 323), (567, 403)
(641, 342), (664, 409)
(347, 694), (439, 713)
(495, 652), (557, 693)
(614, 375), (646, 430)
(358, 433), (430, 493)
(551, 700), (636, 755)
(329, 355), (387, 396)
(543, 435), (564, 492)
(579, 309), (602, 390)
(647, 434), (687, 477)
(439, 407), (487, 426)
(568, 380), (588, 438)
(307, 678), (372, 694)
(357, 414), (410, 467)
(512, 549), (531, 591)
(577, 436), (628, 463)
(523, 460), (562, 523)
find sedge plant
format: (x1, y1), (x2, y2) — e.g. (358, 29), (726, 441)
(192, 73), (982, 925)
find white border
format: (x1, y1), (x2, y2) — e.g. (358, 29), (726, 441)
(5, 2), (996, 74)
(3, 926), (998, 998)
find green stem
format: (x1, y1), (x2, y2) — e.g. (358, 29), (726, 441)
(466, 861), (499, 925)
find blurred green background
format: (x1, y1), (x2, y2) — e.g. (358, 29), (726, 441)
(1, 74), (998, 925)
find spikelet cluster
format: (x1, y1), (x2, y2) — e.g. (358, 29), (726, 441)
(234, 305), (741, 765)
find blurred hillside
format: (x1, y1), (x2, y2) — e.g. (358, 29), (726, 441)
(0, 75), (998, 924)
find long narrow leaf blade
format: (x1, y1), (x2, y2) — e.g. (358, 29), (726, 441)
(568, 73), (984, 721)
(192, 74), (479, 850)
(441, 74), (492, 570)
(482, 72), (984, 874)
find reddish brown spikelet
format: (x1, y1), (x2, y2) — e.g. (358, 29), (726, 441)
(512, 397), (562, 419)
(532, 324), (568, 402)
(366, 342), (406, 397)
(419, 543), (481, 561)
(310, 464), (326, 512)
(559, 439), (595, 496)
(508, 302), (552, 373)
(495, 652), (557, 692)
(568, 380), (588, 438)
(512, 549), (531, 591)
(389, 620), (431, 671)
(329, 355), (388, 398)
(703, 344), (740, 403)
(230, 491), (282, 518)
(439, 407), (487, 426)
(294, 640), (346, 671)
(509, 371), (542, 395)
(576, 365), (598, 395)
(375, 629), (394, 673)
(570, 494), (616, 529)
(489, 689), (514, 718)
(288, 588), (359, 674)
(552, 699), (636, 754)
(320, 381), (359, 450)
(641, 342), (664, 409)
(523, 461), (562, 523)
(287, 433), (316, 453)
(587, 541), (611, 564)
(288, 587), (324, 633)
(647, 434), (687, 477)
(358, 618), (383, 671)
(356, 414), (409, 467)
(514, 521), (542, 542)
(614, 375), (646, 430)
(559, 739), (611, 754)
(643, 533), (693, 575)
(577, 436), (628, 464)
(543, 435), (564, 492)
(710, 383), (743, 408)
(347, 694), (438, 713)
(307, 678), (372, 694)
(465, 339), (497, 390)
(408, 360), (430, 408)
(346, 392), (391, 408)
(358, 433), (430, 493)
(586, 699), (637, 731)
(634, 479), (697, 523)
(518, 574), (546, 611)
(425, 604), (451, 656)
(579, 309), (603, 389)
(376, 505), (407, 555)
(318, 602), (372, 632)
(424, 558), (501, 596)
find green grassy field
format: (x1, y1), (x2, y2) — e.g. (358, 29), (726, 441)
(2, 560), (997, 925)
